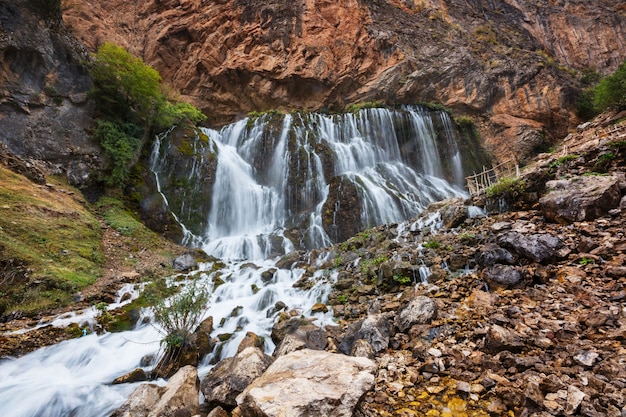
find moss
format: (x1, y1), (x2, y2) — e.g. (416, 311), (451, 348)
(0, 168), (104, 314)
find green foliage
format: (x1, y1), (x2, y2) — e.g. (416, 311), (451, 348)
(393, 274), (411, 285)
(345, 101), (385, 113)
(423, 240), (442, 250)
(89, 43), (163, 122)
(593, 60), (626, 112)
(458, 232), (476, 241)
(152, 281), (210, 349)
(95, 302), (113, 330)
(580, 68), (600, 86)
(418, 102), (452, 114)
(155, 101), (207, 131)
(337, 294), (348, 304)
(576, 89), (597, 120)
(579, 257), (595, 266)
(594, 152), (615, 172)
(549, 154), (578, 169)
(89, 43), (206, 188)
(485, 177), (526, 198)
(94, 120), (142, 186)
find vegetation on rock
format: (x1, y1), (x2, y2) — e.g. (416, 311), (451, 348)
(88, 43), (206, 187)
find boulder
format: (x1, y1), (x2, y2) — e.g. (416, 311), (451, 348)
(497, 232), (569, 264)
(482, 264), (527, 289)
(236, 349), (377, 417)
(201, 346), (274, 409)
(338, 314), (391, 355)
(540, 175), (621, 223)
(395, 296), (438, 332)
(112, 368), (148, 384)
(173, 254), (198, 271)
(111, 365), (200, 417)
(476, 244), (515, 267)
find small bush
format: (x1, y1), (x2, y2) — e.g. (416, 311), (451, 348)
(393, 274), (411, 285)
(152, 281), (210, 376)
(593, 60), (626, 112)
(485, 177), (526, 199)
(94, 120), (142, 186)
(423, 240), (442, 250)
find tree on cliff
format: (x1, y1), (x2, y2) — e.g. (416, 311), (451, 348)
(593, 60), (626, 112)
(88, 43), (205, 186)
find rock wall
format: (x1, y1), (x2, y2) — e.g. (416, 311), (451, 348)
(63, 0), (626, 164)
(0, 0), (100, 186)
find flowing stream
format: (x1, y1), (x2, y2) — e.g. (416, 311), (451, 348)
(0, 106), (468, 417)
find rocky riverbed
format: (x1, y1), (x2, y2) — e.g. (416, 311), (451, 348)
(3, 113), (626, 416)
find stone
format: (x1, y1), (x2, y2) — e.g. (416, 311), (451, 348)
(272, 318), (327, 357)
(395, 296), (438, 332)
(482, 264), (526, 289)
(201, 346), (274, 408)
(207, 407), (229, 417)
(111, 365), (200, 417)
(540, 175), (621, 223)
(476, 244), (515, 267)
(236, 349), (376, 417)
(350, 339), (375, 359)
(497, 232), (569, 264)
(565, 385), (586, 415)
(112, 368), (148, 384)
(339, 314), (391, 355)
(574, 350), (599, 367)
(484, 325), (525, 353)
(172, 254), (198, 271)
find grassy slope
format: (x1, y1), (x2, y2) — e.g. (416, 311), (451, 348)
(0, 165), (184, 317)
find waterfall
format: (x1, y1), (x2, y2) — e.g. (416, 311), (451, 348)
(152, 106), (466, 258)
(0, 105), (469, 417)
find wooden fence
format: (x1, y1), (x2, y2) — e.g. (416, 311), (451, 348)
(465, 160), (519, 196)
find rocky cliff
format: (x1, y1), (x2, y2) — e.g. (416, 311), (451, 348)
(0, 0), (101, 186)
(64, 0), (626, 163)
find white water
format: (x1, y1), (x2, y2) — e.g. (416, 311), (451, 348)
(0, 106), (468, 417)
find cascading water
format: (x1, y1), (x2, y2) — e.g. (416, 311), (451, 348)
(0, 106), (469, 417)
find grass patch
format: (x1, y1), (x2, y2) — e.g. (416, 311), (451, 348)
(0, 167), (104, 314)
(485, 177), (526, 199)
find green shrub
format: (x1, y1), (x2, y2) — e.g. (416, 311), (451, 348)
(423, 240), (442, 250)
(94, 120), (142, 186)
(393, 274), (411, 285)
(593, 60), (626, 112)
(485, 177), (526, 198)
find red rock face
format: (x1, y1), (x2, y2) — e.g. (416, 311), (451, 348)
(64, 0), (626, 163)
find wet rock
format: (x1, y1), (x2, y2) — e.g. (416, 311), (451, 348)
(172, 254), (197, 272)
(237, 349), (376, 417)
(194, 316), (215, 359)
(112, 365), (199, 417)
(395, 296), (437, 332)
(274, 326), (328, 357)
(482, 264), (527, 289)
(201, 346), (273, 409)
(339, 314), (391, 354)
(271, 317), (327, 357)
(112, 368), (148, 384)
(236, 332), (264, 354)
(476, 244), (515, 267)
(540, 175), (621, 223)
(497, 232), (569, 264)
